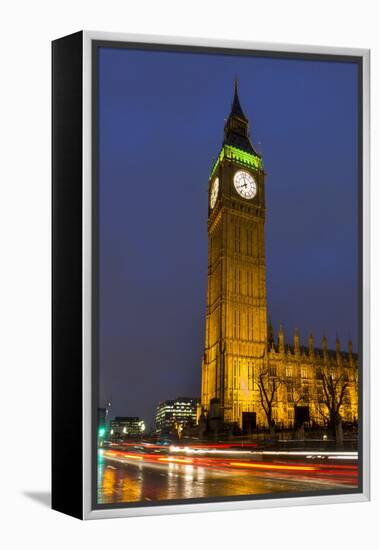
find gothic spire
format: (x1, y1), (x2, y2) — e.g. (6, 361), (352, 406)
(348, 338), (353, 355)
(294, 328), (300, 354)
(308, 333), (314, 356)
(267, 318), (274, 349)
(322, 334), (328, 360)
(336, 334), (341, 353)
(223, 79), (259, 156)
(278, 323), (285, 354)
(230, 78), (248, 122)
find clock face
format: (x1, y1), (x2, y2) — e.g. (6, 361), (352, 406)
(233, 170), (257, 199)
(210, 177), (219, 209)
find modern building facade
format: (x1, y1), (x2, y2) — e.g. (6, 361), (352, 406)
(155, 397), (199, 434)
(109, 416), (145, 440)
(200, 83), (358, 430)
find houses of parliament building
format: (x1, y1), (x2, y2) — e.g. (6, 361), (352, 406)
(200, 83), (358, 431)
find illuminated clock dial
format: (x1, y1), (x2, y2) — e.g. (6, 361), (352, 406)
(233, 170), (257, 199)
(210, 177), (219, 209)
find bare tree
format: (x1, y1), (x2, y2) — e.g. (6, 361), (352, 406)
(257, 363), (282, 434)
(316, 368), (349, 445)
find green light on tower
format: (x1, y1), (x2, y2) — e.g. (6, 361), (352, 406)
(210, 145), (262, 177)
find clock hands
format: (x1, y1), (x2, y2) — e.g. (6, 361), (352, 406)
(233, 170), (257, 199)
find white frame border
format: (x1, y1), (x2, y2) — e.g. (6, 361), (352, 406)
(82, 31), (370, 520)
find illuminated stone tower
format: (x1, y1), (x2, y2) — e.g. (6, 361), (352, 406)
(201, 82), (267, 427)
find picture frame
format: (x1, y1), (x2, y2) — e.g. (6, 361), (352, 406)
(52, 30), (370, 520)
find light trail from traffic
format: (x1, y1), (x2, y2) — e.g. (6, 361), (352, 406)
(97, 442), (359, 505)
(99, 442), (358, 492)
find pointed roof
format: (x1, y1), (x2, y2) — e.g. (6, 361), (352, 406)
(230, 79), (248, 122)
(223, 80), (260, 157)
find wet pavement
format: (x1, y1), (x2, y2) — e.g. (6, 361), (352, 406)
(97, 448), (358, 504)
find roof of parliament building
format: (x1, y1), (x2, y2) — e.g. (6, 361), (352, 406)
(269, 345), (357, 361)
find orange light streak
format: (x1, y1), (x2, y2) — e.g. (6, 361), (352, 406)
(229, 462), (316, 471)
(104, 451), (144, 461)
(158, 457), (193, 464)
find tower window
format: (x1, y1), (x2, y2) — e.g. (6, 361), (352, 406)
(287, 386), (294, 403)
(234, 223), (241, 252)
(233, 310), (241, 339)
(233, 360), (238, 389)
(246, 271), (253, 296)
(248, 311), (253, 340)
(269, 366), (277, 376)
(285, 366), (293, 378)
(246, 229), (253, 255)
(234, 267), (241, 294)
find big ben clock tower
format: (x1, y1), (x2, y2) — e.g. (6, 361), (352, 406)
(201, 81), (267, 428)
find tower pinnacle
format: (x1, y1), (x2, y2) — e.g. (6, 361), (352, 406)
(230, 77), (248, 122)
(278, 324), (285, 353)
(223, 81), (260, 156)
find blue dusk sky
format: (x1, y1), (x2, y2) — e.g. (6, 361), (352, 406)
(98, 46), (359, 427)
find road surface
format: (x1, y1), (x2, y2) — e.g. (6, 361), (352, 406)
(97, 442), (358, 504)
